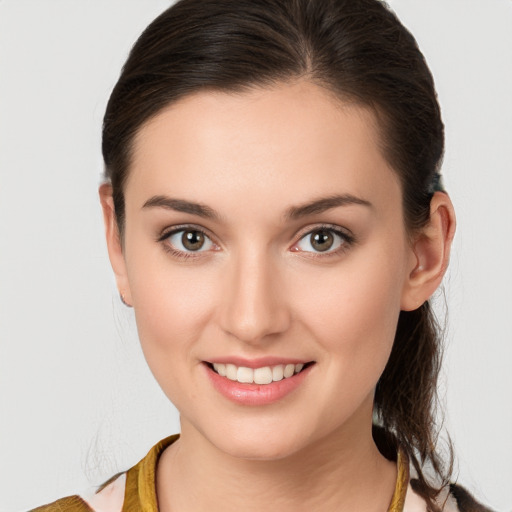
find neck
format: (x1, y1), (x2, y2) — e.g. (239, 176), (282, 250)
(157, 414), (397, 512)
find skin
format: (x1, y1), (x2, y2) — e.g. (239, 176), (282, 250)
(100, 80), (455, 512)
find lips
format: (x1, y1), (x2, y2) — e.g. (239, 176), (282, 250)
(204, 359), (315, 405)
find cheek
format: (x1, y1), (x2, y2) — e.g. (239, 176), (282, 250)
(123, 242), (218, 395)
(290, 246), (406, 373)
(131, 268), (216, 349)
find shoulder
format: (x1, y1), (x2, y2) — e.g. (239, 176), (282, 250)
(29, 495), (93, 512)
(28, 435), (178, 512)
(29, 473), (126, 512)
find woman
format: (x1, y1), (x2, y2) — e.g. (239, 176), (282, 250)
(30, 0), (491, 511)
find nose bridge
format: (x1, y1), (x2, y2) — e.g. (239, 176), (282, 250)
(219, 246), (289, 344)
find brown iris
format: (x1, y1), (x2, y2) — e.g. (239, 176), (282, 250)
(182, 230), (205, 251)
(310, 230), (334, 252)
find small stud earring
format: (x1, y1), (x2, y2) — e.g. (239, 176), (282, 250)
(120, 292), (132, 308)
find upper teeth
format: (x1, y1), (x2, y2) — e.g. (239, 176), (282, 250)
(212, 363), (305, 385)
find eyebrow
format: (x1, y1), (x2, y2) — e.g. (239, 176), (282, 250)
(142, 195), (220, 220)
(284, 194), (373, 220)
(142, 193), (372, 221)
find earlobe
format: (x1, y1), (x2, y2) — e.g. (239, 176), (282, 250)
(401, 191), (456, 311)
(98, 184), (132, 305)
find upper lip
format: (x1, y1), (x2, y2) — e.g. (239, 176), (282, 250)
(205, 356), (314, 368)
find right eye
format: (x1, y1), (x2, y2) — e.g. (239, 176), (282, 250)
(163, 228), (216, 253)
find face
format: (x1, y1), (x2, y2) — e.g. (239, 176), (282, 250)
(112, 81), (420, 460)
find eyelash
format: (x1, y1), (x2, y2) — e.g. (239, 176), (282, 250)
(157, 223), (356, 261)
(157, 224), (218, 261)
(292, 224), (355, 259)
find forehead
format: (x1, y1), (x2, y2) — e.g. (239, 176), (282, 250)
(128, 80), (401, 216)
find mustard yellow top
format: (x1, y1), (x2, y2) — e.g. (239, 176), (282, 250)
(31, 434), (410, 512)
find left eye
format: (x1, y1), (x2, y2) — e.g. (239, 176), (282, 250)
(295, 228), (347, 253)
(166, 229), (215, 252)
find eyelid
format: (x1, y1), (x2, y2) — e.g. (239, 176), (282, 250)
(157, 223), (217, 244)
(290, 223), (356, 255)
(293, 223), (355, 243)
(157, 224), (221, 258)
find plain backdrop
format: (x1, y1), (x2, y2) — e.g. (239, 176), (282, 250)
(0, 1), (511, 511)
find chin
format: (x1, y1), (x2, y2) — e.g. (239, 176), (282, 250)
(198, 417), (319, 462)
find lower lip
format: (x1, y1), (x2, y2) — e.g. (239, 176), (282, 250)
(204, 363), (313, 406)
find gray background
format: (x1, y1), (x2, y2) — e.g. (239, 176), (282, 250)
(0, 1), (511, 511)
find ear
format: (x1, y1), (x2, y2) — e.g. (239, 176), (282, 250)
(401, 191), (456, 311)
(99, 183), (132, 306)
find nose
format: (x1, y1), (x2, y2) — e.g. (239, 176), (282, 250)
(218, 249), (291, 345)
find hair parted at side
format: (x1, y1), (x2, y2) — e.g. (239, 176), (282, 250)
(102, 0), (451, 509)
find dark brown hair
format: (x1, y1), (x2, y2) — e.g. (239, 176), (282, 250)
(102, 0), (451, 509)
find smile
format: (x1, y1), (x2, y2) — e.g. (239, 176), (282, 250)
(204, 360), (315, 405)
(211, 362), (307, 385)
